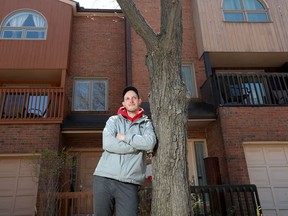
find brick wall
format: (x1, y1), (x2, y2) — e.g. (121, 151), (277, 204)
(206, 119), (229, 184)
(0, 124), (60, 153)
(218, 106), (288, 184)
(67, 15), (126, 115)
(63, 134), (102, 149)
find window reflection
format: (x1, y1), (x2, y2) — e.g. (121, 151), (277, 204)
(181, 65), (198, 98)
(223, 0), (269, 22)
(73, 79), (107, 111)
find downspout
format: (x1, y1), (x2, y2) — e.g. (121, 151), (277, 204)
(203, 52), (212, 78)
(124, 17), (132, 86)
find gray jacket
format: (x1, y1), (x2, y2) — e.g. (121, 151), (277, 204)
(94, 114), (156, 185)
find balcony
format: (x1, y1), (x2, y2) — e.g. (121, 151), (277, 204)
(201, 72), (288, 107)
(0, 87), (64, 124)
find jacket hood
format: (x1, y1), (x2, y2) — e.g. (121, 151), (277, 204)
(117, 106), (144, 122)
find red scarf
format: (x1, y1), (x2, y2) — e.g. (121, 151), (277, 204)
(117, 106), (144, 122)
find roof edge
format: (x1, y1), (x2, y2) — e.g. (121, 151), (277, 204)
(59, 0), (123, 16)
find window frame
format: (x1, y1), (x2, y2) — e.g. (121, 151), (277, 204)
(0, 9), (47, 40)
(187, 139), (208, 186)
(222, 0), (270, 23)
(73, 78), (108, 112)
(181, 64), (198, 98)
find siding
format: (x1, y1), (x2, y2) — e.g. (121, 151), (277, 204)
(192, 0), (288, 57)
(0, 0), (73, 69)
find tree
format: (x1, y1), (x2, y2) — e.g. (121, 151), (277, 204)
(36, 148), (73, 216)
(116, 0), (192, 215)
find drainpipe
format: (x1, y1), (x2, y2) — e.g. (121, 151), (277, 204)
(124, 18), (132, 86)
(203, 52), (212, 78)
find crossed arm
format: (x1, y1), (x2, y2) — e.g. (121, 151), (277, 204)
(102, 116), (156, 154)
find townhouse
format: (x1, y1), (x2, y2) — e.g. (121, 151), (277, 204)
(0, 0), (287, 215)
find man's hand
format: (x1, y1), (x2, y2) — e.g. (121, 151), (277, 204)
(116, 133), (125, 141)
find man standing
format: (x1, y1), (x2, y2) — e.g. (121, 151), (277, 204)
(93, 86), (157, 216)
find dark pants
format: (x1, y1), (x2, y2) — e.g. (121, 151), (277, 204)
(93, 175), (139, 216)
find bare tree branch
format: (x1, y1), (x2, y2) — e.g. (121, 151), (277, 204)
(116, 0), (158, 50)
(160, 0), (183, 45)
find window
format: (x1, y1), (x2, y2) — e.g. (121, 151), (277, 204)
(222, 0), (269, 22)
(73, 79), (108, 111)
(181, 65), (198, 98)
(187, 140), (207, 186)
(0, 10), (47, 39)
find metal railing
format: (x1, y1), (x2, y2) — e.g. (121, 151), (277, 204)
(0, 87), (64, 123)
(37, 184), (262, 216)
(191, 184), (262, 216)
(201, 72), (288, 107)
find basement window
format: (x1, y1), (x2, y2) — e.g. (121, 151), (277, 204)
(0, 10), (47, 40)
(222, 0), (270, 22)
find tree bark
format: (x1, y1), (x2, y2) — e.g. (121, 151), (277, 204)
(147, 49), (191, 216)
(116, 0), (192, 215)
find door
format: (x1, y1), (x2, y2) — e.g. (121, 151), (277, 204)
(68, 150), (102, 214)
(0, 156), (39, 216)
(70, 150), (102, 192)
(79, 151), (102, 192)
(244, 143), (288, 216)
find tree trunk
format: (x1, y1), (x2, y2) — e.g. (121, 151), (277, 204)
(147, 49), (191, 216)
(116, 0), (192, 215)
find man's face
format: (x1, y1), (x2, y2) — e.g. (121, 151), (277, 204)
(122, 90), (142, 113)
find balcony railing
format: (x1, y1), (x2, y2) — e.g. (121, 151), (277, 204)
(191, 184), (262, 216)
(0, 87), (64, 123)
(38, 184), (262, 216)
(38, 192), (93, 216)
(201, 72), (288, 107)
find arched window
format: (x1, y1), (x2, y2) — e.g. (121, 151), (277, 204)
(0, 10), (47, 39)
(222, 0), (270, 22)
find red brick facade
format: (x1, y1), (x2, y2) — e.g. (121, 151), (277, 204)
(219, 107), (288, 184)
(67, 15), (127, 114)
(0, 124), (60, 153)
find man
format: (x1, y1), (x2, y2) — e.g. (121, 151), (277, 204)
(93, 86), (157, 216)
